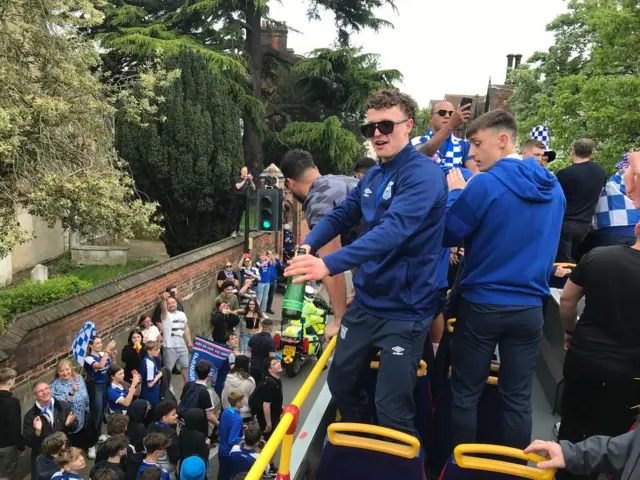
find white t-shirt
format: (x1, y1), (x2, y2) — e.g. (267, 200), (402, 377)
(142, 325), (161, 342)
(162, 310), (188, 348)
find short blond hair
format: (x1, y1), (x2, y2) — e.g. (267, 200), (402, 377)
(0, 367), (17, 385)
(146, 341), (160, 352)
(228, 389), (245, 407)
(55, 447), (82, 467)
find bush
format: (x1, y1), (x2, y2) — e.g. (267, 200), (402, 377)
(0, 276), (91, 321)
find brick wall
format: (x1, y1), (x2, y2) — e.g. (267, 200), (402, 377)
(0, 233), (277, 388)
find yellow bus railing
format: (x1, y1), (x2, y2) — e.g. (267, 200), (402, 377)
(454, 444), (556, 479)
(245, 335), (338, 480)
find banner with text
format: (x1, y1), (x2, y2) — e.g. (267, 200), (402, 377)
(188, 335), (233, 382)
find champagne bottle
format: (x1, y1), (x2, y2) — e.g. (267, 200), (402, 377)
(281, 247), (307, 321)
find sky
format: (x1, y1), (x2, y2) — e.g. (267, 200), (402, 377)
(268, 0), (569, 108)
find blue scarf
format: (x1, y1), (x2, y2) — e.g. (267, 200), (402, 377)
(423, 130), (463, 167)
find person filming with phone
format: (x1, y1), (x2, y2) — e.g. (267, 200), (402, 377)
(232, 166), (255, 239)
(414, 99), (478, 174)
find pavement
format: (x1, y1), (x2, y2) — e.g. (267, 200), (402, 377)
(19, 291), (329, 480)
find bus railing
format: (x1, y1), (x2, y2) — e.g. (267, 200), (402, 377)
(245, 335), (338, 480)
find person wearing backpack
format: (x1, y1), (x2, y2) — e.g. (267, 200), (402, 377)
(179, 362), (220, 430)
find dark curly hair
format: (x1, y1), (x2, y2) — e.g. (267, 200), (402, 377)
(364, 90), (417, 122)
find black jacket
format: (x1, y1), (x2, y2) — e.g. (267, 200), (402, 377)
(33, 453), (60, 480)
(179, 408), (209, 463)
(126, 399), (148, 453)
(121, 344), (147, 382)
(210, 312), (240, 343)
(23, 399), (78, 460)
(147, 421), (180, 465)
(0, 390), (25, 450)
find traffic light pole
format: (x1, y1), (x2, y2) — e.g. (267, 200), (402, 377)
(244, 185), (251, 253)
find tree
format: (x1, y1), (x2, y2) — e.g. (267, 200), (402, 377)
(116, 49), (244, 256)
(0, 0), (160, 258)
(509, 0), (640, 173)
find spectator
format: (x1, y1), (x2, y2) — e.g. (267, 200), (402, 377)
(211, 299), (241, 344)
(265, 251), (282, 315)
(107, 365), (141, 415)
(179, 456), (207, 480)
(147, 401), (180, 478)
(180, 361), (219, 429)
(138, 316), (162, 344)
(121, 329), (146, 383)
(263, 166), (281, 189)
(159, 292), (193, 384)
(521, 139), (546, 166)
(0, 368), (25, 480)
(247, 319), (276, 384)
(556, 138), (607, 263)
(256, 358), (283, 442)
(152, 287), (185, 328)
(140, 341), (163, 408)
(139, 466), (165, 480)
(240, 298), (263, 353)
(213, 334), (240, 401)
(625, 152), (640, 208)
(218, 390), (245, 480)
(92, 470), (118, 480)
(556, 226), (640, 479)
(218, 263), (240, 293)
(254, 252), (273, 314)
(237, 255), (259, 292)
(23, 381), (78, 467)
(84, 335), (117, 455)
(95, 414), (129, 464)
(442, 110), (564, 450)
(51, 447), (86, 480)
(215, 280), (242, 314)
(178, 409), (209, 465)
(353, 157), (377, 179)
(33, 432), (67, 480)
(283, 225), (295, 260)
(50, 360), (91, 449)
(222, 356), (256, 423)
(138, 433), (171, 480)
(230, 425), (269, 479)
(90, 434), (128, 480)
(126, 399), (149, 453)
(414, 100), (476, 172)
(232, 167), (256, 238)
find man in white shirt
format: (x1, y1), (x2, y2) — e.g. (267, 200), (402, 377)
(159, 292), (193, 383)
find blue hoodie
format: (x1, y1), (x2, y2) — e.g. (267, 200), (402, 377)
(303, 143), (448, 321)
(438, 165), (474, 289)
(443, 157), (566, 306)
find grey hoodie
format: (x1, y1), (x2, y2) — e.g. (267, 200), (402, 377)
(221, 373), (255, 419)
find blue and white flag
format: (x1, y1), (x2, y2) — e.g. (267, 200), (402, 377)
(530, 125), (550, 150)
(72, 321), (96, 366)
(188, 336), (233, 382)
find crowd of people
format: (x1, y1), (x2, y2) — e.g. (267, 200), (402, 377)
(0, 278), (286, 480)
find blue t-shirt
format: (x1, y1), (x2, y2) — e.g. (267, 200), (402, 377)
(51, 473), (81, 480)
(137, 460), (170, 480)
(257, 261), (271, 284)
(230, 445), (266, 478)
(268, 259), (281, 282)
(84, 353), (111, 384)
(107, 384), (128, 413)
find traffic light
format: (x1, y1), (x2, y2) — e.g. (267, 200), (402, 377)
(257, 188), (282, 232)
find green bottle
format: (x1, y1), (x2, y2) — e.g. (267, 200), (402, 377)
(281, 247), (307, 321)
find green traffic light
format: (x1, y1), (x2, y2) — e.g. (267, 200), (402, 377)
(263, 220), (271, 229)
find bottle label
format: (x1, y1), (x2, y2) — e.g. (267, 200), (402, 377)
(282, 299), (304, 310)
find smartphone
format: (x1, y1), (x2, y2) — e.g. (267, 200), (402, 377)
(132, 370), (139, 377)
(460, 97), (473, 109)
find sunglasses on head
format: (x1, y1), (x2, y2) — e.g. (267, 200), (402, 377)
(436, 110), (454, 118)
(360, 119), (409, 138)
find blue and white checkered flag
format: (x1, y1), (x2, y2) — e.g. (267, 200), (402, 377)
(530, 125), (550, 150)
(72, 321), (96, 366)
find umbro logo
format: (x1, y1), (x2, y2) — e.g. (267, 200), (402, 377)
(392, 346), (404, 356)
(363, 188), (372, 197)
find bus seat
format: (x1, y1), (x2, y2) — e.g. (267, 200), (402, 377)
(438, 444), (555, 480)
(316, 423), (426, 480)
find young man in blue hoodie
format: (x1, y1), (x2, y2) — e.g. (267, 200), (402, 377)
(285, 89), (448, 436)
(442, 110), (565, 450)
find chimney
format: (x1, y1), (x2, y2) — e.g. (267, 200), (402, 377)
(506, 54), (515, 69)
(514, 54), (523, 68)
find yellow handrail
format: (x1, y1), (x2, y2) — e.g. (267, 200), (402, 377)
(553, 262), (576, 268)
(447, 318), (456, 332)
(327, 423), (421, 459)
(245, 336), (338, 480)
(370, 359), (427, 377)
(454, 444), (556, 479)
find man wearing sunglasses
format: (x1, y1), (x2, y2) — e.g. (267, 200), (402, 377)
(285, 90), (447, 436)
(413, 101), (477, 174)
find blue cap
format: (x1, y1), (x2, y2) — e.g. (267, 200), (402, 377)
(180, 456), (206, 480)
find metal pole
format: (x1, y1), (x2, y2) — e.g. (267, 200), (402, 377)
(244, 184), (251, 253)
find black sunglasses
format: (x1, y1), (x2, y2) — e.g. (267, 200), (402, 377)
(436, 110), (454, 118)
(360, 119), (409, 138)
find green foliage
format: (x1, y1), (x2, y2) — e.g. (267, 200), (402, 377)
(64, 260), (156, 285)
(117, 49), (244, 256)
(509, 0), (640, 174)
(0, 277), (92, 327)
(410, 108), (431, 138)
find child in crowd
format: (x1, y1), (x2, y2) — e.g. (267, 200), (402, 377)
(51, 447), (86, 480)
(179, 456), (207, 480)
(33, 432), (68, 480)
(127, 399), (149, 452)
(138, 433), (171, 480)
(95, 414), (129, 464)
(179, 409), (210, 465)
(230, 425), (270, 479)
(141, 342), (163, 409)
(89, 434), (128, 480)
(92, 470), (118, 480)
(147, 401), (180, 479)
(218, 390), (245, 480)
(139, 466), (164, 480)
